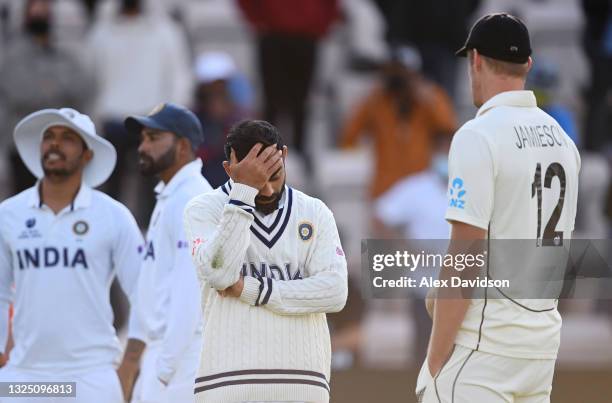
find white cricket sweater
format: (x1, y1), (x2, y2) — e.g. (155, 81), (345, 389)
(183, 181), (348, 403)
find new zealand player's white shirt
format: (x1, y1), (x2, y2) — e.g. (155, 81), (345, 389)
(0, 184), (144, 372)
(184, 181), (348, 403)
(445, 91), (580, 359)
(129, 159), (212, 383)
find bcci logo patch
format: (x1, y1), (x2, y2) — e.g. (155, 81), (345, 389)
(25, 218), (36, 228)
(298, 222), (313, 242)
(73, 220), (89, 235)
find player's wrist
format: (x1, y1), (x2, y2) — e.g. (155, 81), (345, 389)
(228, 183), (258, 207)
(121, 338), (145, 365)
(427, 355), (443, 378)
(232, 175), (264, 191)
(239, 276), (262, 306)
(427, 344), (454, 377)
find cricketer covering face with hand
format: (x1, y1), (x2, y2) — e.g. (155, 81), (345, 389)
(184, 120), (348, 403)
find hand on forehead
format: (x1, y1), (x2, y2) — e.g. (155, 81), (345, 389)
(230, 143), (280, 163)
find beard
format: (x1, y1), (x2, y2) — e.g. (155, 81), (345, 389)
(41, 150), (81, 179)
(138, 143), (177, 176)
(255, 182), (285, 216)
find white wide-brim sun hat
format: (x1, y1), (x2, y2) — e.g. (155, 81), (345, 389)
(13, 108), (117, 188)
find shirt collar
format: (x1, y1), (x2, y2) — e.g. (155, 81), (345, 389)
(28, 181), (92, 211)
(476, 90), (537, 117)
(155, 159), (203, 198)
(278, 185), (288, 209)
(27, 183), (42, 208)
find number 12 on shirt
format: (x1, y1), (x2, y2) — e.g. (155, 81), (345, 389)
(531, 162), (566, 247)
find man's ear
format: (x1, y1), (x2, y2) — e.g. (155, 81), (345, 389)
(472, 49), (482, 72)
(223, 147), (239, 177)
(281, 145), (288, 160)
(222, 160), (231, 177)
(178, 137), (192, 157)
(526, 56), (533, 73)
(83, 149), (94, 164)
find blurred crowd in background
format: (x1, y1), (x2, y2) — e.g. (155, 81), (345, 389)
(0, 0), (611, 371)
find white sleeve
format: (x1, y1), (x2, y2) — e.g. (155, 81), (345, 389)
(239, 205), (348, 315)
(156, 206), (202, 384)
(183, 184), (258, 290)
(445, 129), (495, 230)
(0, 222), (13, 353)
(374, 179), (414, 227)
(112, 205), (146, 341)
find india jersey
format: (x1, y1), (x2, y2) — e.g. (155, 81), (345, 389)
(445, 91), (580, 359)
(130, 159), (212, 383)
(0, 184), (144, 371)
(184, 181), (348, 403)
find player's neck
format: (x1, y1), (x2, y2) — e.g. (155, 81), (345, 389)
(40, 174), (83, 214)
(480, 78), (526, 105)
(158, 157), (194, 184)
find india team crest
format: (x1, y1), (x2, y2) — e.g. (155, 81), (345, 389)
(298, 222), (313, 242)
(73, 220), (89, 235)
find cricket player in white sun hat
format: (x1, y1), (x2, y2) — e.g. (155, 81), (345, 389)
(0, 108), (145, 402)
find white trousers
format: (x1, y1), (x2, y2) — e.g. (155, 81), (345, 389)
(0, 365), (122, 403)
(416, 345), (556, 403)
(131, 337), (201, 403)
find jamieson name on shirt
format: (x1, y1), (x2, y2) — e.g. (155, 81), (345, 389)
(514, 124), (568, 149)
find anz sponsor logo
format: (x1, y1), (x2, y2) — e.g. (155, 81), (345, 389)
(241, 262), (302, 281)
(16, 247), (88, 270)
(449, 177), (466, 209)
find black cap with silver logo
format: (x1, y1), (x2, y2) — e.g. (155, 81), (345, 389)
(456, 13), (532, 64)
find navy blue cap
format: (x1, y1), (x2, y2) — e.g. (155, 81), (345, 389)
(456, 13), (532, 64)
(124, 103), (204, 149)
